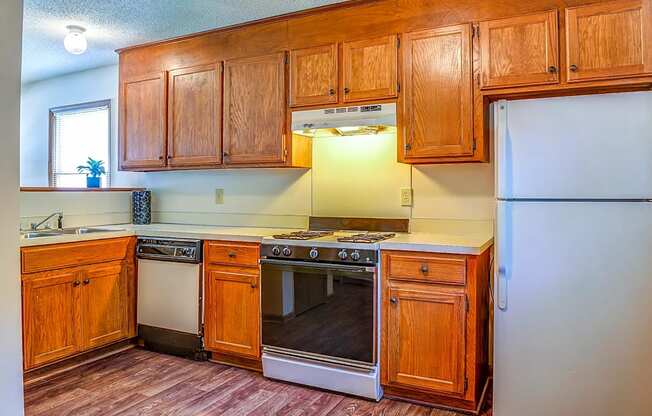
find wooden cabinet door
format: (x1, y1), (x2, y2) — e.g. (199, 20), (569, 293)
(223, 52), (287, 165)
(566, 0), (652, 82)
(289, 44), (338, 107)
(204, 266), (260, 359)
(22, 271), (81, 369)
(400, 24), (474, 161)
(384, 286), (467, 395)
(80, 263), (127, 349)
(167, 63), (222, 167)
(119, 72), (167, 169)
(479, 11), (559, 88)
(342, 35), (398, 102)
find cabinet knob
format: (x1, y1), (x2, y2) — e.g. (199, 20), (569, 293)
(223, 152), (230, 158)
(158, 156), (164, 160)
(569, 64), (578, 72)
(548, 66), (557, 73)
(344, 87), (350, 94)
(228, 252), (236, 258)
(420, 264), (429, 274)
(73, 280), (81, 287)
(329, 88), (335, 96)
(83, 278), (90, 285)
(167, 155), (172, 159)
(390, 297), (398, 304)
(250, 276), (257, 288)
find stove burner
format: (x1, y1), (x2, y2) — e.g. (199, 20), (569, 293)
(337, 232), (396, 243)
(272, 231), (333, 240)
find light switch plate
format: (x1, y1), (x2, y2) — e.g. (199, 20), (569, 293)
(400, 187), (413, 206)
(215, 189), (224, 204)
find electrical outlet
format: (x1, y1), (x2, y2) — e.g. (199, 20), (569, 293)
(215, 189), (224, 204)
(400, 187), (413, 206)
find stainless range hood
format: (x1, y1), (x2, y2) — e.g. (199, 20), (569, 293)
(291, 103), (396, 138)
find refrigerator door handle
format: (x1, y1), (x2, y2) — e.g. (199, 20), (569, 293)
(497, 266), (508, 310)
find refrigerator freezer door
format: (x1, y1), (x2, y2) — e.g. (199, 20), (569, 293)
(495, 91), (652, 200)
(494, 200), (652, 416)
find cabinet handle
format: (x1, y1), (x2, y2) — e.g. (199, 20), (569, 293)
(167, 155), (172, 159)
(390, 297), (398, 304)
(420, 264), (429, 274)
(329, 88), (335, 96)
(569, 64), (578, 72)
(344, 87), (350, 94)
(548, 66), (557, 73)
(223, 152), (230, 158)
(250, 276), (257, 288)
(72, 280), (81, 287)
(158, 156), (164, 160)
(83, 278), (90, 285)
(228, 252), (237, 258)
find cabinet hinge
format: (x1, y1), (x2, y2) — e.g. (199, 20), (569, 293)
(397, 82), (401, 93)
(464, 377), (469, 392)
(404, 143), (411, 152)
(465, 296), (470, 313)
(472, 138), (477, 152)
(285, 53), (289, 65)
(284, 148), (288, 160)
(397, 37), (400, 48)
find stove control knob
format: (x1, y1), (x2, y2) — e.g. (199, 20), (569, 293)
(282, 246), (292, 256)
(350, 250), (361, 261)
(271, 246), (281, 256)
(309, 248), (319, 259)
(337, 249), (348, 260)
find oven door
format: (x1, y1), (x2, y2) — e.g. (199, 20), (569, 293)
(260, 259), (377, 367)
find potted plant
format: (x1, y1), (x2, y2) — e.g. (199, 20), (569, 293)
(76, 157), (106, 188)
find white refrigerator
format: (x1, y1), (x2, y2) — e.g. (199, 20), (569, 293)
(494, 91), (652, 416)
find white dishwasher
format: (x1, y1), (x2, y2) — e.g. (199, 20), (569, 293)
(136, 237), (207, 360)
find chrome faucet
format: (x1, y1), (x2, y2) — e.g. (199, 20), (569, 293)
(31, 212), (64, 231)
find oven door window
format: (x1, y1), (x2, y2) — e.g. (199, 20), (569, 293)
(261, 262), (375, 365)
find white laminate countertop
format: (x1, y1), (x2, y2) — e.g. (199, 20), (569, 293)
(20, 223), (493, 255)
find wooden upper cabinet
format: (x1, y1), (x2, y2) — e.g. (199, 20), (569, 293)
(167, 63), (222, 167)
(80, 263), (128, 350)
(289, 44), (338, 107)
(400, 24), (474, 162)
(385, 286), (467, 395)
(342, 35), (398, 102)
(566, 0), (652, 82)
(479, 11), (560, 88)
(204, 265), (260, 359)
(223, 52), (287, 165)
(22, 270), (81, 369)
(119, 72), (167, 169)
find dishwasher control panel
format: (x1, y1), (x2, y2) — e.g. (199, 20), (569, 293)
(136, 237), (203, 263)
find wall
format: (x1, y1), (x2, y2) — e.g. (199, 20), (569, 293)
(0, 0), (25, 413)
(19, 65), (495, 229)
(20, 64), (142, 187)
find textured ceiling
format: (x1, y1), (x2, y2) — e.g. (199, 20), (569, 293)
(22, 0), (347, 84)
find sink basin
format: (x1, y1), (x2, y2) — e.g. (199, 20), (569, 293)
(62, 227), (125, 235)
(21, 230), (64, 239)
(21, 227), (125, 239)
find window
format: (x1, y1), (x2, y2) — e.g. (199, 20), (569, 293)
(49, 100), (111, 187)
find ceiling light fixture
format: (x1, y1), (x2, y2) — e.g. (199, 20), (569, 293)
(63, 25), (87, 55)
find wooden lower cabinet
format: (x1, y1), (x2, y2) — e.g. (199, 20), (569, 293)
(203, 241), (261, 368)
(22, 270), (81, 369)
(21, 238), (136, 371)
(381, 249), (491, 413)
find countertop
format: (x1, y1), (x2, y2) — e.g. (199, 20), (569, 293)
(20, 223), (493, 255)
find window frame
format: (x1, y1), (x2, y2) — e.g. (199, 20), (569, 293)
(48, 99), (112, 188)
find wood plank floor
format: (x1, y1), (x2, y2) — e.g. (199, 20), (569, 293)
(25, 348), (492, 416)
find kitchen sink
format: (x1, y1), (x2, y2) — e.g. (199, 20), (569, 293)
(21, 230), (64, 239)
(21, 227), (125, 239)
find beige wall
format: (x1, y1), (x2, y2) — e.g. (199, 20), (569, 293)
(0, 0), (25, 413)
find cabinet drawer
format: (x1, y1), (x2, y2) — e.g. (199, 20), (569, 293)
(21, 237), (132, 274)
(205, 241), (260, 267)
(385, 252), (466, 285)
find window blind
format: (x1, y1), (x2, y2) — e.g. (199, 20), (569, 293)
(50, 102), (111, 187)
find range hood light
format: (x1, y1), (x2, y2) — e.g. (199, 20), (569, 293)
(334, 126), (382, 136)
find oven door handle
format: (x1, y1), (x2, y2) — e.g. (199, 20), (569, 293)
(260, 258), (376, 273)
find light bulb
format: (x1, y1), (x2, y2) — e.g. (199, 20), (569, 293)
(64, 25), (87, 55)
